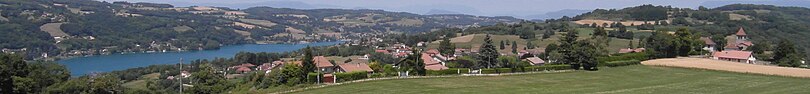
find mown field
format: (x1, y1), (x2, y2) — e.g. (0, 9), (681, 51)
(292, 65), (810, 94)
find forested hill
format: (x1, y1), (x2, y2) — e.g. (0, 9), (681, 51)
(571, 4), (810, 60)
(0, 0), (521, 59)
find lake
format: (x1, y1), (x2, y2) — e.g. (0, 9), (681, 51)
(58, 41), (343, 76)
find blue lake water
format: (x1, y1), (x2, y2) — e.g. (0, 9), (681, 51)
(58, 41), (343, 76)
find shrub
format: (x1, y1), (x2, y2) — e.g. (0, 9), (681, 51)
(598, 52), (649, 63)
(525, 64), (572, 71)
(481, 69), (497, 74)
(426, 68), (470, 76)
(602, 60), (641, 67)
(335, 71), (368, 82)
(307, 73), (321, 83)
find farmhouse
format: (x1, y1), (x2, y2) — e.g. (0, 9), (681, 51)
(700, 37), (717, 52)
(422, 54), (449, 70)
(314, 56), (336, 73)
(712, 50), (757, 64)
(725, 27), (754, 51)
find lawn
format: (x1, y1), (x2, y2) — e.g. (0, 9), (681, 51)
(292, 65), (810, 94)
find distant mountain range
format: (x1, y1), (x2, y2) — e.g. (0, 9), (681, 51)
(701, 0), (810, 8)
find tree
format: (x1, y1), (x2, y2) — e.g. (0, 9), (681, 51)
(593, 26), (607, 36)
(398, 49), (425, 75)
(645, 31), (677, 58)
(478, 34), (500, 69)
(189, 64), (231, 94)
(301, 46), (316, 75)
(674, 28), (701, 56)
(774, 39), (801, 67)
(1, 54), (28, 93)
(542, 29), (554, 39)
(439, 37), (456, 56)
(90, 74), (124, 94)
(512, 41), (518, 54)
(559, 27), (580, 68)
(526, 41), (535, 49)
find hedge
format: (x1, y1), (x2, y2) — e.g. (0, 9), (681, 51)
(307, 73), (321, 83)
(598, 52), (649, 63)
(335, 71), (368, 82)
(525, 64), (571, 71)
(427, 68), (470, 76)
(602, 60), (641, 67)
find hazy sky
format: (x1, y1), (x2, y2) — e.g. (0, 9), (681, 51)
(98, 0), (810, 19)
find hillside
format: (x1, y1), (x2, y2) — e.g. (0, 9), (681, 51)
(0, 0), (521, 59)
(572, 4), (810, 60)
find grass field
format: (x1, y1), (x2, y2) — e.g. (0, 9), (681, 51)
(292, 65), (810, 94)
(426, 28), (639, 54)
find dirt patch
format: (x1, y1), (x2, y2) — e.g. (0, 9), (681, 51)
(450, 34), (476, 43)
(729, 13), (751, 20)
(642, 58), (810, 78)
(172, 26), (193, 32)
(239, 18), (277, 27)
(40, 23), (69, 37)
(233, 30), (251, 36)
(285, 27), (306, 34)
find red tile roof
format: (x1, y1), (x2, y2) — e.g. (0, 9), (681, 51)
(421, 53), (448, 70)
(713, 50), (753, 60)
(238, 63), (256, 67)
(426, 49), (440, 55)
(375, 50), (389, 54)
(314, 56), (334, 68)
(736, 27), (747, 36)
(422, 54), (441, 65)
(338, 63), (374, 73)
(258, 63), (273, 70)
(236, 66), (252, 73)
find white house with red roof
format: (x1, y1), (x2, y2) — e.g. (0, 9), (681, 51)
(421, 53), (448, 70)
(700, 37), (717, 52)
(314, 56), (336, 73)
(712, 50), (757, 64)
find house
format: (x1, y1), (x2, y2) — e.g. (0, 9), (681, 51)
(712, 50), (757, 64)
(524, 57), (546, 66)
(726, 27), (754, 51)
(422, 54), (448, 70)
(337, 63), (374, 73)
(236, 67), (252, 73)
(700, 37), (717, 52)
(314, 56), (336, 73)
(231, 63), (256, 73)
(618, 48), (646, 53)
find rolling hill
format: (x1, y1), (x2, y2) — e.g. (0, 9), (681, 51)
(0, 0), (521, 59)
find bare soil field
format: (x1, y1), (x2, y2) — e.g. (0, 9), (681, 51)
(40, 23), (69, 37)
(238, 18), (277, 27)
(642, 57), (810, 78)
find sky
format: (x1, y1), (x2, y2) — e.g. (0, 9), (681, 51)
(98, 0), (810, 19)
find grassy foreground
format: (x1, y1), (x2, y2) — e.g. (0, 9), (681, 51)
(292, 65), (810, 94)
